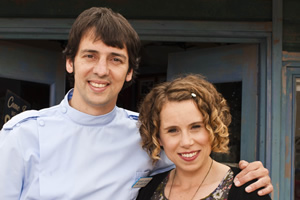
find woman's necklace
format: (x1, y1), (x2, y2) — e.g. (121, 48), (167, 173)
(167, 158), (214, 200)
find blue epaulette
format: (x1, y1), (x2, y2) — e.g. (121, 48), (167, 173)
(2, 110), (40, 130)
(128, 115), (139, 120)
(125, 110), (139, 121)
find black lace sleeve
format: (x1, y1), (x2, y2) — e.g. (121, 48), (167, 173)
(136, 170), (171, 200)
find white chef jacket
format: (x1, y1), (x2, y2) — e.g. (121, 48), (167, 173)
(0, 89), (174, 200)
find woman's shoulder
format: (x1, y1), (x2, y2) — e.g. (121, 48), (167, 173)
(136, 170), (172, 200)
(229, 166), (241, 175)
(228, 166), (271, 200)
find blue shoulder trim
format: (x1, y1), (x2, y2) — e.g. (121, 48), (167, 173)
(128, 115), (139, 120)
(2, 110), (39, 130)
(124, 109), (139, 121)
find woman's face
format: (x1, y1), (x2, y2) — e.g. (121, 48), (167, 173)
(158, 100), (212, 173)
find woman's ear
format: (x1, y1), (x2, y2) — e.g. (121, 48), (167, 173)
(158, 137), (163, 146)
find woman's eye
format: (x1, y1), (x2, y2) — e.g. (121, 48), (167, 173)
(191, 125), (201, 129)
(167, 128), (177, 133)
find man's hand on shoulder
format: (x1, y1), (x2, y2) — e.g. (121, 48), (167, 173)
(234, 160), (273, 196)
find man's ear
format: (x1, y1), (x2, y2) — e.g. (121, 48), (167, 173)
(66, 59), (74, 73)
(125, 68), (133, 82)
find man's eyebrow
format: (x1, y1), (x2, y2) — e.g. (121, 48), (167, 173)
(79, 50), (127, 60)
(111, 52), (127, 60)
(80, 49), (98, 54)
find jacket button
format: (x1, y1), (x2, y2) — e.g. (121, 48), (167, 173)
(38, 119), (45, 126)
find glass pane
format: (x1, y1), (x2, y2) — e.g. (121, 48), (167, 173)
(295, 78), (300, 200)
(0, 77), (50, 129)
(211, 81), (242, 165)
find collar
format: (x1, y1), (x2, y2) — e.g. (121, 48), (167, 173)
(59, 89), (117, 126)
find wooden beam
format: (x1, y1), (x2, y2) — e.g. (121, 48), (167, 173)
(272, 0), (283, 199)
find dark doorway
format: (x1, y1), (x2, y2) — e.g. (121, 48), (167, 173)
(0, 77), (50, 128)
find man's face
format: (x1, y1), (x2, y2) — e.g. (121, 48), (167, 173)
(66, 31), (132, 115)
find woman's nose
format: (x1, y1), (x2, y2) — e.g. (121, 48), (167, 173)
(180, 132), (194, 148)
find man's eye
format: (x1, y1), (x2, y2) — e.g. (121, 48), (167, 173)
(87, 54), (94, 59)
(83, 54), (94, 59)
(112, 57), (123, 63)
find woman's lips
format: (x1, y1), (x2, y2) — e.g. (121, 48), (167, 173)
(178, 150), (200, 161)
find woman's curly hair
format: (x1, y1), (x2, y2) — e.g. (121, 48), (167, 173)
(138, 74), (232, 164)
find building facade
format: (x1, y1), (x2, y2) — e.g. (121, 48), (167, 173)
(0, 0), (299, 199)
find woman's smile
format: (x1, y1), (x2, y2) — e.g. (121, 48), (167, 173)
(179, 150), (200, 161)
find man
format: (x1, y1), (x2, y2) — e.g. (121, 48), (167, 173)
(0, 7), (272, 200)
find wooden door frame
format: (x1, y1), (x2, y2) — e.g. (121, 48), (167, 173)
(282, 53), (300, 200)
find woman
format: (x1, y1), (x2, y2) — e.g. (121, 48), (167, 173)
(137, 74), (271, 200)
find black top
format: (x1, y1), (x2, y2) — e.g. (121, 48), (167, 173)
(136, 167), (271, 200)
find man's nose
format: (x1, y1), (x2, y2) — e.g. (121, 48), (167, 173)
(93, 58), (109, 76)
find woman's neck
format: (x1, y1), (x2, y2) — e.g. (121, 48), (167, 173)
(173, 158), (215, 188)
(167, 160), (230, 200)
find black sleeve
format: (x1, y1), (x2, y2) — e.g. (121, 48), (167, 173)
(228, 167), (272, 200)
(136, 170), (171, 200)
